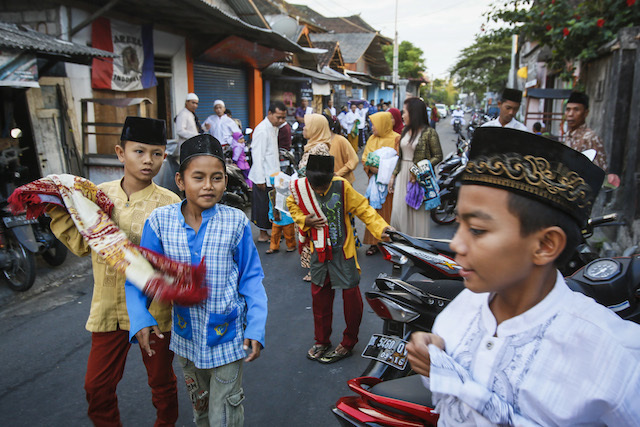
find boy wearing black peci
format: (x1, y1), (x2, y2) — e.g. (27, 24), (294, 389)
(407, 127), (640, 424)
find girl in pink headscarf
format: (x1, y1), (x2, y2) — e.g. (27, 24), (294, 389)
(231, 131), (252, 187)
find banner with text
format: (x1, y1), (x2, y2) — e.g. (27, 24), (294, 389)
(91, 17), (156, 91)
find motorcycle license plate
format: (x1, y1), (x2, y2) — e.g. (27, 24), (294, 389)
(361, 334), (408, 370)
(3, 215), (37, 228)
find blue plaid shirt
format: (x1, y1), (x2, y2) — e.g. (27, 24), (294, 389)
(126, 201), (267, 369)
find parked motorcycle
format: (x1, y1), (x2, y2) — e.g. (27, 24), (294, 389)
(279, 148), (296, 176)
(291, 122), (306, 166)
(221, 159), (251, 210)
(430, 144), (469, 225)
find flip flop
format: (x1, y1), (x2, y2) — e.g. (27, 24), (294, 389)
(302, 273), (312, 282)
(286, 247), (297, 252)
(365, 245), (380, 256)
(307, 344), (330, 361)
(318, 345), (352, 364)
(265, 248), (278, 254)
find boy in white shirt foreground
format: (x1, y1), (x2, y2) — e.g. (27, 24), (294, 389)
(407, 127), (640, 425)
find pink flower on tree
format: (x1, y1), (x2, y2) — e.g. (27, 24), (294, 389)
(563, 27), (570, 37)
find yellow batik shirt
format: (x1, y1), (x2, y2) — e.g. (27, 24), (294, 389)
(49, 180), (181, 333)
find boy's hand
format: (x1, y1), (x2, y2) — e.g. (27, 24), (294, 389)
(406, 332), (445, 377)
(388, 175), (395, 193)
(369, 166), (379, 175)
(135, 326), (164, 357)
(381, 226), (396, 241)
(243, 339), (262, 362)
(304, 213), (326, 229)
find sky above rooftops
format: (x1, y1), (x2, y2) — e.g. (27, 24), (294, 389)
(291, 0), (495, 79)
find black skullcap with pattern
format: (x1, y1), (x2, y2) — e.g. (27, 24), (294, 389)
(462, 127), (604, 227)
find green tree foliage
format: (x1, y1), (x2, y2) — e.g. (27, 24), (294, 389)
(485, 0), (639, 81)
(450, 33), (512, 99)
(424, 78), (459, 105)
(382, 41), (427, 78)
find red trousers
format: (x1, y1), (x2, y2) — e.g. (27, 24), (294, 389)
(311, 274), (363, 351)
(85, 329), (178, 427)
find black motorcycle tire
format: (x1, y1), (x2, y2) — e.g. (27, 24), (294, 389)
(430, 196), (457, 225)
(4, 241), (36, 292)
(41, 238), (68, 267)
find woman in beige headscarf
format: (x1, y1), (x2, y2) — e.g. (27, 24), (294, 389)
(297, 113), (333, 282)
(298, 113), (332, 176)
(361, 112), (399, 255)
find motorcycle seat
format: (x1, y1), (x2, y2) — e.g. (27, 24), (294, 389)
(417, 238), (454, 256)
(407, 279), (466, 301)
(369, 374), (433, 410)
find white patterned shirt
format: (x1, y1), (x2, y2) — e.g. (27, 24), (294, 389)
(425, 271), (640, 426)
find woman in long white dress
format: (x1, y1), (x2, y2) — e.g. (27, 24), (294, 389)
(389, 98), (443, 237)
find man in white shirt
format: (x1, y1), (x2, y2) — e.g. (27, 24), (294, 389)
(203, 99), (241, 149)
(248, 101), (287, 242)
(325, 99), (337, 117)
(174, 93), (202, 156)
(357, 102), (367, 148)
(344, 103), (360, 152)
(482, 88), (530, 132)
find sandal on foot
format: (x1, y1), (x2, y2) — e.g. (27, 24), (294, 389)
(365, 245), (379, 256)
(318, 345), (352, 364)
(286, 247), (297, 252)
(265, 248), (278, 254)
(307, 344), (330, 361)
(302, 273), (312, 282)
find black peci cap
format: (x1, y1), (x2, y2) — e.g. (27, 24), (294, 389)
(501, 88), (523, 104)
(180, 134), (225, 165)
(306, 154), (334, 174)
(463, 127), (605, 227)
(120, 116), (166, 145)
(567, 91), (589, 109)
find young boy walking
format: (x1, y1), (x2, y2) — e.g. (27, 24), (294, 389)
(287, 155), (393, 363)
(49, 116), (181, 426)
(407, 127), (640, 424)
(126, 134), (268, 426)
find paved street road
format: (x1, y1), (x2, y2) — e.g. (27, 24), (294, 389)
(0, 118), (462, 426)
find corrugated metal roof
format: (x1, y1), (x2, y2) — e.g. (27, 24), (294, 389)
(310, 33), (375, 63)
(0, 21), (116, 62)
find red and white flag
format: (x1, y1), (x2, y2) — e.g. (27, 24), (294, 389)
(91, 17), (157, 91)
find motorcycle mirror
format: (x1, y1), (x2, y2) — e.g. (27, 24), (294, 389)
(292, 122), (299, 131)
(581, 149), (597, 162)
(10, 128), (22, 139)
(244, 128), (253, 135)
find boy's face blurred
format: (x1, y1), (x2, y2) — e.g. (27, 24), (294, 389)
(115, 141), (166, 184)
(449, 185), (540, 295)
(176, 155), (227, 213)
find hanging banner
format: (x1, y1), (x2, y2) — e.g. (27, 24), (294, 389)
(91, 17), (156, 91)
(0, 51), (39, 88)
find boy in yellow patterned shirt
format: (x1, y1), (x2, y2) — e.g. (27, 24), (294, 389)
(49, 117), (181, 426)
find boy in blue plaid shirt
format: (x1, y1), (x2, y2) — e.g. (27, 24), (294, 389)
(126, 134), (268, 426)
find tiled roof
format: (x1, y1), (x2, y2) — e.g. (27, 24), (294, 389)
(309, 33), (375, 63)
(0, 21), (115, 63)
(315, 15), (377, 34)
(312, 41), (339, 68)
